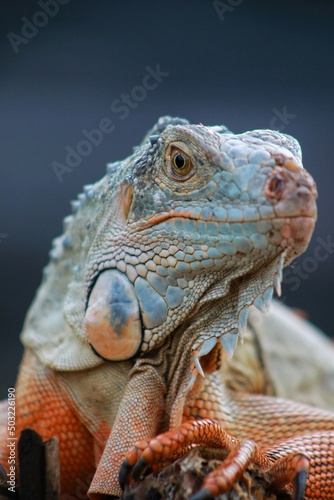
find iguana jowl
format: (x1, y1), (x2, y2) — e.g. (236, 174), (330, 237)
(1, 116), (334, 499)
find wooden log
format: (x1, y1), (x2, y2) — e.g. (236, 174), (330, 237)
(121, 447), (293, 500)
(18, 429), (45, 500)
(0, 430), (61, 500)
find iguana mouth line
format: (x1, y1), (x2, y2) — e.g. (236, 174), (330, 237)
(137, 211), (316, 230)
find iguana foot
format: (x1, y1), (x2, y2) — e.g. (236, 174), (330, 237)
(119, 419), (237, 486)
(189, 451), (308, 500)
(120, 419), (310, 499)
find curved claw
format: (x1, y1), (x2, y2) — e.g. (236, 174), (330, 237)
(265, 451), (309, 498)
(118, 460), (132, 489)
(189, 488), (212, 500)
(295, 469), (307, 500)
(119, 457), (152, 488)
(118, 437), (152, 489)
(132, 456), (150, 481)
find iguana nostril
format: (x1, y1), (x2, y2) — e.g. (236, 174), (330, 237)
(266, 174), (285, 199)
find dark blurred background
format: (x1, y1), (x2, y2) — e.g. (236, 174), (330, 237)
(1, 1), (334, 398)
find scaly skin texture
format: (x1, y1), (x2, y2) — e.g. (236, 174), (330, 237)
(1, 116), (334, 499)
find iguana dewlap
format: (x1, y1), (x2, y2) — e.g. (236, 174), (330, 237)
(1, 116), (334, 499)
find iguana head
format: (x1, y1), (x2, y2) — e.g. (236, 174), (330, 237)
(22, 116), (317, 374)
(82, 116), (317, 369)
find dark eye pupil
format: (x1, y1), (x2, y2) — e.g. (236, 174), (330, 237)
(174, 153), (185, 169)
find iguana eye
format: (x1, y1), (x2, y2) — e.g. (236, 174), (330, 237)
(171, 150), (193, 179)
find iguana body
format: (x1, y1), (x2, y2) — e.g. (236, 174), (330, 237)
(1, 116), (334, 499)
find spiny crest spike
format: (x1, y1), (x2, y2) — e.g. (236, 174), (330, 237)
(197, 337), (217, 357)
(84, 185), (95, 200)
(274, 273), (282, 296)
(149, 135), (159, 145)
(193, 355), (205, 378)
(62, 215), (73, 232)
(253, 294), (266, 313)
(71, 200), (80, 214)
(220, 330), (239, 359)
(106, 162), (118, 174)
(262, 286), (273, 310)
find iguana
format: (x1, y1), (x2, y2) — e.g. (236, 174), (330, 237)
(1, 116), (334, 499)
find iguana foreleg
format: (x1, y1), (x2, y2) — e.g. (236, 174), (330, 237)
(89, 364), (166, 497)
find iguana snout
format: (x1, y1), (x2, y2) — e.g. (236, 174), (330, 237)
(265, 157), (317, 211)
(264, 158), (317, 264)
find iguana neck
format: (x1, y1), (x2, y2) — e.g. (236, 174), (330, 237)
(129, 251), (284, 431)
